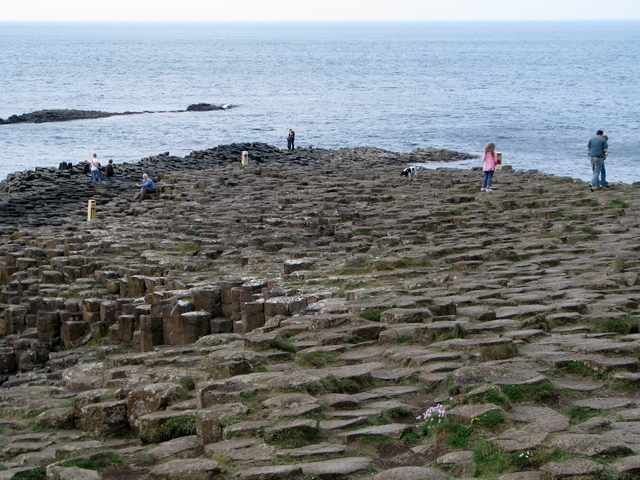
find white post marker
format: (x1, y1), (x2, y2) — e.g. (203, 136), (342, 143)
(241, 151), (248, 165)
(87, 199), (96, 221)
(496, 152), (503, 170)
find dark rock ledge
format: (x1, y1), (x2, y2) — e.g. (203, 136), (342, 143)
(0, 103), (231, 125)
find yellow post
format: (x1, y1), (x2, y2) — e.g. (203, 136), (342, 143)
(87, 200), (96, 221)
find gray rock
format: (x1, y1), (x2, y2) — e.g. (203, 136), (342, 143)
(148, 458), (221, 480)
(372, 467), (446, 480)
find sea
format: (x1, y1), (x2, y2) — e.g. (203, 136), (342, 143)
(0, 21), (639, 183)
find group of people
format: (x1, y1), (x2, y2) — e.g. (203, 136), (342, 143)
(87, 154), (154, 201)
(87, 154), (115, 183)
(481, 129), (611, 193)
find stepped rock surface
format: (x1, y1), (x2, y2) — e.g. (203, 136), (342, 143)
(1, 143), (640, 479)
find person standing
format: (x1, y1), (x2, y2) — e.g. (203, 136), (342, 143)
(89, 153), (101, 183)
(104, 159), (115, 182)
(481, 142), (497, 192)
(588, 130), (608, 191)
(287, 129), (295, 151)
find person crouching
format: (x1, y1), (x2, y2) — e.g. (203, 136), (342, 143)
(133, 173), (155, 201)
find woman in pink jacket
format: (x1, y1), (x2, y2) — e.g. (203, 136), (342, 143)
(481, 142), (497, 192)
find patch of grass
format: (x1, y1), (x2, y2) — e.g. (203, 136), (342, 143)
(443, 375), (458, 396)
(472, 409), (506, 428)
(320, 376), (362, 394)
(500, 380), (559, 404)
(179, 376), (196, 391)
(373, 257), (430, 271)
(385, 408), (414, 418)
(591, 316), (639, 335)
(559, 360), (606, 380)
(358, 435), (395, 445)
(60, 458), (100, 471)
(267, 427), (324, 448)
(547, 211), (565, 219)
(18, 409), (47, 419)
(401, 429), (422, 445)
(611, 199), (630, 208)
(297, 351), (340, 368)
(354, 230), (371, 236)
(13, 468), (46, 480)
(394, 335), (414, 345)
(177, 243), (199, 254)
(427, 418), (474, 448)
(480, 343), (518, 361)
(469, 386), (512, 409)
(141, 415), (196, 443)
(248, 357), (268, 373)
(566, 405), (604, 423)
(266, 337), (298, 354)
(358, 308), (391, 322)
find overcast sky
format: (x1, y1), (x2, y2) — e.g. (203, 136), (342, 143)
(3, 0), (640, 22)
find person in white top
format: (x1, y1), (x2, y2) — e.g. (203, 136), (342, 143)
(88, 153), (101, 183)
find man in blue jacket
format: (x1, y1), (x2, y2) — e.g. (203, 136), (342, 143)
(133, 173), (155, 201)
(588, 130), (608, 192)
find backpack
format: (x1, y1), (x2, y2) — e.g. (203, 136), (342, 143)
(105, 163), (114, 177)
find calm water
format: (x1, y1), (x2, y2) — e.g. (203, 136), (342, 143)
(0, 21), (639, 183)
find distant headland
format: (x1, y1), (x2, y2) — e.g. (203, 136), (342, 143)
(0, 103), (232, 125)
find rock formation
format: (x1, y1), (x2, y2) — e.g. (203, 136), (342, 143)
(0, 143), (639, 479)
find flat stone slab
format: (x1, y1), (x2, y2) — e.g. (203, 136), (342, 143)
(222, 420), (270, 440)
(301, 457), (373, 478)
(338, 423), (411, 441)
(147, 435), (200, 460)
(319, 417), (369, 431)
(371, 367), (418, 382)
(436, 450), (473, 465)
(610, 455), (640, 476)
(317, 394), (359, 409)
(238, 464), (302, 480)
(549, 377), (605, 392)
(276, 441), (346, 458)
(263, 419), (318, 441)
(540, 459), (603, 478)
(227, 443), (276, 462)
(372, 466), (447, 480)
(327, 409), (382, 418)
(447, 403), (502, 423)
(497, 473), (542, 480)
(365, 400), (420, 414)
(45, 466), (100, 480)
(204, 438), (257, 454)
(548, 433), (633, 456)
(148, 459), (221, 480)
(573, 397), (635, 410)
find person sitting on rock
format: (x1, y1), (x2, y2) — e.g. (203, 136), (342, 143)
(133, 173), (155, 201)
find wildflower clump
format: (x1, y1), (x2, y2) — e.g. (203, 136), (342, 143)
(417, 403), (446, 436)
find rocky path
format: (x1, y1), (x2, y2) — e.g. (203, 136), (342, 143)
(1, 145), (640, 479)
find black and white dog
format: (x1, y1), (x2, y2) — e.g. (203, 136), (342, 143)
(401, 165), (422, 181)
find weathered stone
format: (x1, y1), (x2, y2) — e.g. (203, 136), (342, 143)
(148, 458), (220, 480)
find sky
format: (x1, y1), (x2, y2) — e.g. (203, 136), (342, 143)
(2, 0), (640, 22)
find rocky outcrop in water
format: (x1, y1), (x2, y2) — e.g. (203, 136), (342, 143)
(0, 104), (231, 125)
(1, 144), (639, 479)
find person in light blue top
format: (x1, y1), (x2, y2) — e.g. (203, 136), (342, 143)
(133, 173), (155, 201)
(588, 130), (608, 192)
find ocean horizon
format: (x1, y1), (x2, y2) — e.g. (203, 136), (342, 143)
(1, 20), (638, 183)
